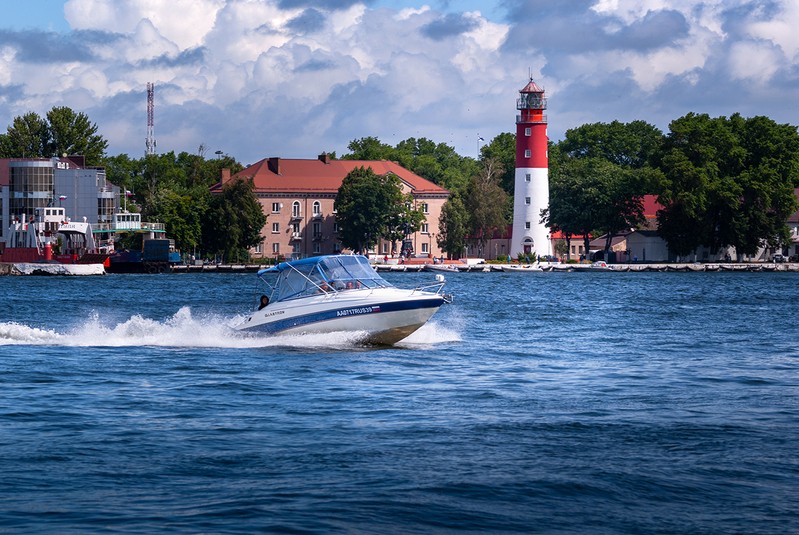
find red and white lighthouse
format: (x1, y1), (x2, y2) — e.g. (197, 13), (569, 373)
(511, 78), (550, 258)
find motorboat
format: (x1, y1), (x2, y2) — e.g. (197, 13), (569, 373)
(569, 261), (613, 272)
(423, 263), (461, 273)
(501, 264), (543, 272)
(235, 254), (451, 344)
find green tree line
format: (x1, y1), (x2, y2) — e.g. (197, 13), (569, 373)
(3, 106), (797, 262)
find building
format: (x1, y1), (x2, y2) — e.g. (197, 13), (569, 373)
(212, 154), (450, 260)
(0, 156), (118, 246)
(511, 78), (550, 257)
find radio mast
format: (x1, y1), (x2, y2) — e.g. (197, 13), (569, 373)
(145, 82), (156, 156)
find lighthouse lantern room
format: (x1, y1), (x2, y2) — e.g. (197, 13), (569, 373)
(511, 78), (550, 259)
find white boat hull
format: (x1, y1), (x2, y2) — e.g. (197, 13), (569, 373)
(235, 288), (445, 345)
(502, 265), (543, 272)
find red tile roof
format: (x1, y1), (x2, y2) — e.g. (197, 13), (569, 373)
(214, 156), (449, 196)
(642, 194), (663, 219)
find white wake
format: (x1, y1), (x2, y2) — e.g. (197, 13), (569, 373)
(0, 306), (459, 349)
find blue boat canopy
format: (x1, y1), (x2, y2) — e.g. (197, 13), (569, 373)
(258, 255), (392, 303)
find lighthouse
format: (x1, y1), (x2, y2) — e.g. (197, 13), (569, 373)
(511, 78), (550, 258)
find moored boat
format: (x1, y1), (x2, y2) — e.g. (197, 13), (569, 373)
(0, 207), (108, 274)
(501, 264), (543, 272)
(235, 254), (451, 345)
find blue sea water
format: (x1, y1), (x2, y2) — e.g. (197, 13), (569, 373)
(0, 271), (797, 533)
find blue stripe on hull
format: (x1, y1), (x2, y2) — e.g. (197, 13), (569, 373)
(242, 297), (443, 336)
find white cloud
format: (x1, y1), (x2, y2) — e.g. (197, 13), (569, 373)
(1, 0), (797, 163)
(745, 1), (799, 61)
(727, 40), (781, 83)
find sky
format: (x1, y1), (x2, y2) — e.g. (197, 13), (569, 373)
(1, 0), (798, 165)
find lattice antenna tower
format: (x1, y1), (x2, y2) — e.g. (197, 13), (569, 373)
(145, 82), (156, 156)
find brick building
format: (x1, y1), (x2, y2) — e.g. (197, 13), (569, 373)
(212, 154), (450, 260)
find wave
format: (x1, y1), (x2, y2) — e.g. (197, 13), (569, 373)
(0, 306), (459, 349)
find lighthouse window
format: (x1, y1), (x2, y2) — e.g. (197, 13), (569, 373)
(525, 173), (531, 182)
(526, 222), (531, 229)
(525, 127), (531, 136)
(524, 149), (531, 158)
(525, 197), (531, 205)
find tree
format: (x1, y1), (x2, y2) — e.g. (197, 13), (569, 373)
(0, 107), (108, 163)
(384, 193), (426, 255)
(655, 113), (799, 258)
(559, 120), (662, 168)
(202, 178), (266, 262)
(0, 112), (49, 158)
(150, 188), (208, 254)
(464, 158), (509, 257)
(342, 136), (395, 161)
(46, 106), (108, 165)
(437, 193), (468, 258)
(479, 132), (517, 196)
(342, 136), (478, 194)
(335, 167), (406, 253)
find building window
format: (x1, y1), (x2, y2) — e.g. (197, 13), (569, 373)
(421, 243), (429, 254)
(333, 242), (342, 253)
(524, 149), (531, 158)
(272, 243), (280, 254)
(382, 243), (389, 253)
(272, 202), (281, 213)
(313, 242), (321, 254)
(525, 173), (531, 182)
(313, 221), (321, 239)
(292, 222), (300, 234)
(333, 222), (339, 233)
(254, 241), (263, 254)
(525, 197), (531, 205)
(420, 202), (429, 213)
(525, 222), (531, 229)
(421, 223), (429, 234)
(292, 201), (301, 218)
(525, 127), (531, 136)
(272, 222), (279, 233)
(313, 201), (321, 217)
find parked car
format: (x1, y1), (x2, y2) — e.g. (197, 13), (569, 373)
(773, 253), (785, 263)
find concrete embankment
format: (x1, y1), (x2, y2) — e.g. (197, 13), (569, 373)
(169, 262), (799, 273)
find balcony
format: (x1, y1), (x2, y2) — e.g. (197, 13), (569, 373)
(312, 233), (323, 241)
(516, 114), (547, 124)
(290, 232), (302, 241)
(290, 213), (303, 221)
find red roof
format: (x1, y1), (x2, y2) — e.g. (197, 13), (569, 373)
(550, 230), (589, 239)
(642, 194), (663, 219)
(214, 156), (449, 196)
(520, 79), (544, 94)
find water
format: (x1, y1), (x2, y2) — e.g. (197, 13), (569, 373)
(1, 271), (797, 533)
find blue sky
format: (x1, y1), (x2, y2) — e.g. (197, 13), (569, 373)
(1, 0), (798, 164)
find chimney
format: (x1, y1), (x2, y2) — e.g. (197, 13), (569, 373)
(318, 153), (330, 164)
(268, 157), (281, 174)
(221, 168), (231, 183)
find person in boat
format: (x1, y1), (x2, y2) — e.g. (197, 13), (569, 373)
(258, 295), (269, 310)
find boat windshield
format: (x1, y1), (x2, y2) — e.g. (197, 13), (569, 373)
(267, 255), (393, 303)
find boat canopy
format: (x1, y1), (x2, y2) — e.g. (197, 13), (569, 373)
(259, 255), (392, 303)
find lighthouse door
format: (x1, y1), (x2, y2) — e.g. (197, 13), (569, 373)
(522, 237), (534, 255)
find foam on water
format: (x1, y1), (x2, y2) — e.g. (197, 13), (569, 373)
(0, 305), (458, 349)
